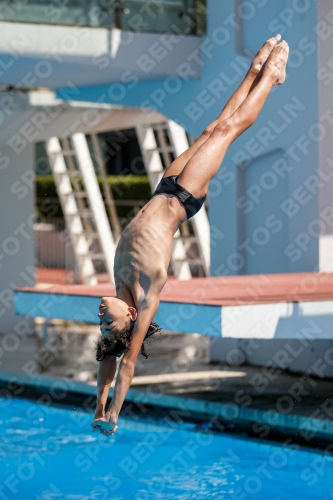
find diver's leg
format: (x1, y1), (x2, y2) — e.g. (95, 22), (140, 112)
(176, 41), (289, 198)
(163, 34), (281, 178)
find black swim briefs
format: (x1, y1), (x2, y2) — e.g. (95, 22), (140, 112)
(150, 175), (206, 220)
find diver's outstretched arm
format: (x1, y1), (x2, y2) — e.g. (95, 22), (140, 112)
(92, 356), (117, 422)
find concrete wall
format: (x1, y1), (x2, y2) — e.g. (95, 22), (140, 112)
(210, 338), (333, 378)
(318, 1), (333, 271)
(63, 0), (320, 276)
(0, 144), (35, 336)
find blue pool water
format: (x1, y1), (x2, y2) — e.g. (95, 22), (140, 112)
(1, 397), (333, 500)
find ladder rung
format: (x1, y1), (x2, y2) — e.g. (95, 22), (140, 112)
(78, 210), (93, 218)
(59, 150), (76, 156)
(157, 147), (173, 152)
(151, 124), (168, 131)
(85, 231), (99, 238)
(73, 191), (88, 198)
(145, 146), (173, 153)
(67, 171), (82, 177)
(173, 258), (204, 264)
(62, 191), (87, 199)
(97, 273), (110, 280)
(174, 236), (198, 243)
(91, 252), (106, 260)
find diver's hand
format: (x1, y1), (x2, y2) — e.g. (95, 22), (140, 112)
(91, 415), (118, 436)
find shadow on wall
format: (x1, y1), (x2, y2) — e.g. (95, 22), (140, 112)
(236, 149), (289, 274)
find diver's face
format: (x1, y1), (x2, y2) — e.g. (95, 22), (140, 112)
(98, 297), (132, 338)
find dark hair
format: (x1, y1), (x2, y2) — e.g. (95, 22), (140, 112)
(95, 321), (161, 361)
(115, 320), (161, 346)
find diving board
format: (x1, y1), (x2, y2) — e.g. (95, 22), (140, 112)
(14, 273), (333, 339)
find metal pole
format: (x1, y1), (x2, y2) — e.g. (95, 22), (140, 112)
(114, 0), (123, 29)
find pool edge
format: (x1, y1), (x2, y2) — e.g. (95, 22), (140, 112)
(1, 370), (332, 448)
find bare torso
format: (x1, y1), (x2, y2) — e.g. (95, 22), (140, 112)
(114, 194), (187, 305)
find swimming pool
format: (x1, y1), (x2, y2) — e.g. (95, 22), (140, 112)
(1, 396), (333, 500)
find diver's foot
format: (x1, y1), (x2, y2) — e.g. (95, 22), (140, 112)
(263, 40), (289, 86)
(251, 34), (281, 75)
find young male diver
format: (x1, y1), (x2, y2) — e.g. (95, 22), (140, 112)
(91, 35), (289, 435)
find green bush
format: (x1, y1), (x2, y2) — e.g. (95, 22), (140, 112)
(36, 175), (152, 220)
